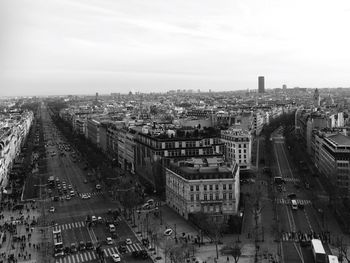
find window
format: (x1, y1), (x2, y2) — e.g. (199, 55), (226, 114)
(196, 185), (199, 191)
(190, 186), (194, 191)
(223, 184), (226, 190)
(209, 185), (213, 191)
(190, 195), (194, 201)
(204, 194), (207, 201)
(215, 184), (219, 190)
(204, 185), (207, 191)
(229, 184), (232, 190)
(196, 194), (199, 200)
(209, 194), (213, 200)
(223, 193), (227, 199)
(215, 193), (219, 200)
(229, 193), (232, 200)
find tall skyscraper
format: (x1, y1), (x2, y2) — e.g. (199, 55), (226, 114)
(282, 84), (287, 90)
(258, 76), (265, 93)
(313, 88), (321, 108)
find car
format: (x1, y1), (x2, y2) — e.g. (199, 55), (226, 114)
(300, 240), (311, 247)
(47, 189), (52, 194)
(81, 194), (90, 199)
(91, 216), (97, 222)
(132, 251), (141, 258)
(70, 243), (77, 253)
(83, 179), (88, 183)
(118, 245), (127, 253)
(125, 238), (132, 245)
(164, 228), (173, 236)
(79, 241), (86, 251)
(142, 238), (149, 246)
(97, 216), (103, 222)
(65, 195), (71, 200)
(70, 190), (75, 197)
(86, 241), (94, 250)
(298, 203), (305, 210)
(49, 207), (55, 213)
(140, 250), (149, 259)
(305, 182), (310, 189)
(287, 193), (297, 199)
(96, 184), (101, 190)
(106, 237), (113, 245)
(142, 203), (150, 210)
(64, 246), (70, 255)
(112, 253), (121, 262)
(68, 185), (73, 190)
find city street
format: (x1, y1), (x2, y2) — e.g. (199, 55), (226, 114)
(38, 104), (151, 263)
(272, 129), (328, 262)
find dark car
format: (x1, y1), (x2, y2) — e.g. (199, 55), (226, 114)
(64, 246), (70, 255)
(140, 250), (149, 259)
(118, 245), (127, 253)
(79, 241), (86, 251)
(298, 203), (305, 210)
(287, 193), (297, 199)
(132, 251), (140, 258)
(300, 240), (311, 247)
(142, 238), (149, 246)
(86, 241), (93, 250)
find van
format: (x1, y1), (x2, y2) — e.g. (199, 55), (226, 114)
(109, 224), (116, 233)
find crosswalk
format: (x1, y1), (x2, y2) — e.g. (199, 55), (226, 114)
(275, 199), (312, 205)
(53, 221), (86, 231)
(78, 192), (103, 198)
(55, 250), (97, 263)
(55, 244), (144, 263)
(281, 232), (317, 242)
(283, 178), (300, 183)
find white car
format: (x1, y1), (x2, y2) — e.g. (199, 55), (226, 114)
(65, 195), (71, 200)
(112, 253), (121, 262)
(49, 206), (55, 213)
(164, 228), (173, 236)
(106, 237), (113, 245)
(81, 194), (90, 199)
(91, 216), (97, 222)
(97, 216), (103, 222)
(125, 238), (132, 245)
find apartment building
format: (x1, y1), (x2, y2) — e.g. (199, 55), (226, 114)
(165, 157), (240, 222)
(221, 128), (252, 170)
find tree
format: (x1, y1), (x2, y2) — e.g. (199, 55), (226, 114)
(220, 242), (242, 263)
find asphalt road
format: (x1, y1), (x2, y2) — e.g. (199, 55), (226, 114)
(37, 104), (152, 263)
(272, 129), (326, 263)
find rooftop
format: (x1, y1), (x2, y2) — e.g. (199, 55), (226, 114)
(167, 157), (238, 180)
(327, 133), (350, 146)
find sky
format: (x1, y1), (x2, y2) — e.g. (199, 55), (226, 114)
(1, 0), (350, 96)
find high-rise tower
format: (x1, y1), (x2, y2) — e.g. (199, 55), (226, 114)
(258, 76), (265, 93)
(313, 88), (320, 108)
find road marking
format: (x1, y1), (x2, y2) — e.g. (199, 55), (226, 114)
(303, 210), (314, 233)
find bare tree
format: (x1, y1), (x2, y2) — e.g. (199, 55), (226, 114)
(336, 237), (350, 263)
(220, 242), (242, 263)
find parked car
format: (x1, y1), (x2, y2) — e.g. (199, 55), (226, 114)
(86, 241), (93, 250)
(49, 207), (55, 213)
(112, 253), (121, 262)
(70, 243), (77, 253)
(164, 229), (173, 236)
(125, 238), (132, 245)
(79, 241), (86, 251)
(106, 237), (113, 245)
(118, 245), (127, 253)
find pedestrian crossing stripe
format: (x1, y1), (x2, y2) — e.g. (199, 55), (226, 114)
(275, 199), (312, 205)
(103, 243), (143, 256)
(53, 221), (86, 231)
(283, 178), (300, 182)
(78, 192), (103, 197)
(281, 232), (313, 242)
(55, 251), (97, 263)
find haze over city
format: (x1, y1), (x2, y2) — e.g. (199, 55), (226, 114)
(1, 0), (350, 96)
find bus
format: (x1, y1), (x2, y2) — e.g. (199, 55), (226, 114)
(48, 176), (55, 188)
(53, 225), (64, 257)
(291, 200), (298, 210)
(311, 239), (327, 263)
(328, 255), (339, 263)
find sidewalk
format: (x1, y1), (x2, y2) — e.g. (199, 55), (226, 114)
(126, 201), (279, 263)
(0, 200), (43, 263)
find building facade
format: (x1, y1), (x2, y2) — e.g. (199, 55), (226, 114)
(165, 157), (240, 222)
(221, 128), (252, 170)
(258, 76), (265, 93)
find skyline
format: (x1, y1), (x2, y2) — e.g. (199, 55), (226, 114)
(1, 0), (350, 96)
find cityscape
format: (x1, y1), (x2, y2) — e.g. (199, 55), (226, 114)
(1, 1), (350, 263)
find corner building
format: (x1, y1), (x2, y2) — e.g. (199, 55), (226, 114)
(165, 157), (240, 223)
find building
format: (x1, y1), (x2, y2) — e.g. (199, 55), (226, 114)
(258, 76), (265, 94)
(221, 128), (252, 170)
(313, 88), (321, 108)
(133, 125), (225, 192)
(313, 131), (350, 197)
(0, 111), (33, 188)
(86, 118), (101, 146)
(282, 84), (287, 90)
(165, 157), (240, 222)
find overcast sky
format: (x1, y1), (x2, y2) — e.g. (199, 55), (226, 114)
(1, 0), (350, 96)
